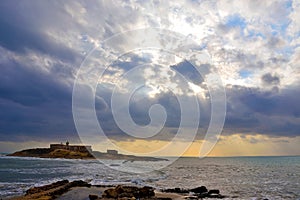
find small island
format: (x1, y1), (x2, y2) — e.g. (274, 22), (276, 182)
(7, 141), (168, 162)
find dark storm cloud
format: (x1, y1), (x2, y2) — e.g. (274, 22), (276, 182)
(129, 92), (181, 127)
(239, 86), (300, 117)
(0, 62), (69, 107)
(0, 1), (80, 62)
(224, 84), (300, 137)
(170, 60), (208, 85)
(0, 1), (86, 142)
(95, 87), (182, 138)
(0, 59), (77, 141)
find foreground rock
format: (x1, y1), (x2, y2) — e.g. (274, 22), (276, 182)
(102, 185), (155, 199)
(9, 180), (226, 200)
(99, 185), (225, 200)
(162, 186), (225, 199)
(89, 194), (100, 200)
(10, 180), (91, 200)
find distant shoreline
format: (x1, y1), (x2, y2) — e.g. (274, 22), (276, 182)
(7, 148), (168, 162)
(4, 151), (299, 159)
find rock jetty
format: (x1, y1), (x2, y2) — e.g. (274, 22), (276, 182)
(10, 180), (91, 200)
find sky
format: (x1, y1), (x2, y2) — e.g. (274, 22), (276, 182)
(0, 0), (300, 156)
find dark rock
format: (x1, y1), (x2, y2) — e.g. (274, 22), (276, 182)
(162, 188), (189, 193)
(190, 186), (208, 194)
(198, 192), (208, 198)
(208, 194), (225, 198)
(140, 186), (155, 197)
(89, 194), (99, 200)
(116, 185), (138, 198)
(102, 185), (155, 198)
(102, 188), (119, 198)
(162, 186), (225, 199)
(69, 180), (91, 188)
(25, 180), (69, 195)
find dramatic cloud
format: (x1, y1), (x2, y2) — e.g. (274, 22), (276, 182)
(0, 0), (299, 155)
(225, 84), (300, 137)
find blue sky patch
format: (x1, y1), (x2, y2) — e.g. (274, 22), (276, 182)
(225, 14), (247, 30)
(239, 69), (252, 78)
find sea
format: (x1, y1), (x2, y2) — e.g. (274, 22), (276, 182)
(0, 156), (299, 200)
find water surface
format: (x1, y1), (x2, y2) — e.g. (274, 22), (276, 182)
(0, 156), (299, 199)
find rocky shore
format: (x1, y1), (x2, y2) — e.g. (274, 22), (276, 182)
(7, 180), (227, 200)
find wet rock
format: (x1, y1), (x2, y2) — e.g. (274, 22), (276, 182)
(162, 188), (189, 193)
(102, 185), (155, 198)
(89, 194), (99, 200)
(140, 186), (155, 197)
(102, 188), (119, 198)
(26, 180), (69, 195)
(69, 180), (91, 188)
(190, 186), (208, 194)
(162, 186), (226, 199)
(116, 185), (138, 198)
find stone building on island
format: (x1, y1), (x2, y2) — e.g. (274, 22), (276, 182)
(107, 149), (118, 154)
(50, 141), (92, 152)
